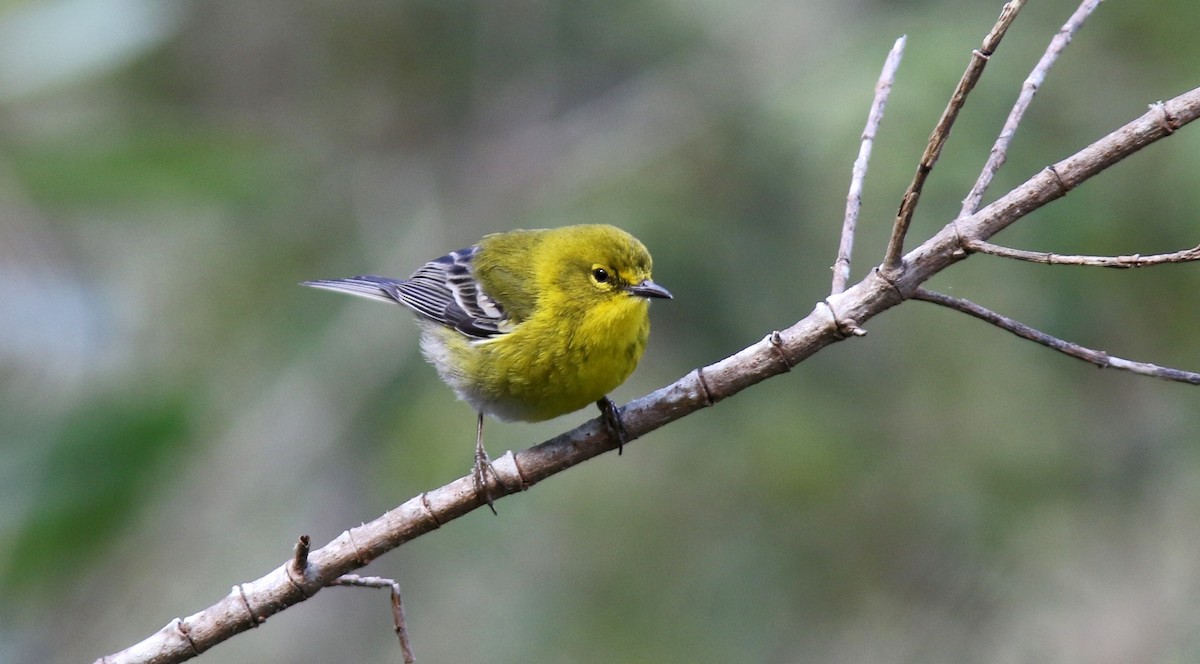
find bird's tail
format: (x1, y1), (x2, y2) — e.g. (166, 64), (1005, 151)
(300, 275), (406, 305)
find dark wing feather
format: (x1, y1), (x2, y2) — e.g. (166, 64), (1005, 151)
(302, 246), (509, 339)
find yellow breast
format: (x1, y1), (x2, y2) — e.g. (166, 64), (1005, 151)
(421, 296), (651, 422)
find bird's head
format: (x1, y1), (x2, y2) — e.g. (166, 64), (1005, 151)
(541, 224), (672, 308)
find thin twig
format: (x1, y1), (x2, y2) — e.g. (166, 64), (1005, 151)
(883, 0), (1027, 272)
(833, 35), (906, 295)
(964, 239), (1200, 267)
(960, 0), (1104, 217)
(291, 535), (311, 574)
(332, 574), (416, 663)
(913, 288), (1200, 384)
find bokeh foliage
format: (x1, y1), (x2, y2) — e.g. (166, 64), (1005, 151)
(4, 1), (1200, 662)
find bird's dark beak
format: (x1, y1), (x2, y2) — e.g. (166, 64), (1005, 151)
(626, 279), (673, 299)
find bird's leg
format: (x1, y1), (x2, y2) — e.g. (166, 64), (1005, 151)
(474, 412), (498, 515)
(596, 397), (628, 455)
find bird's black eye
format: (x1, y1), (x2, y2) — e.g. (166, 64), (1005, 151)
(592, 267), (610, 283)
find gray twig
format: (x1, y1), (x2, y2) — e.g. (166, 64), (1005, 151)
(833, 35), (906, 295)
(883, 0), (1027, 272)
(960, 0), (1104, 216)
(332, 574), (416, 663)
(964, 239), (1200, 267)
(913, 288), (1200, 384)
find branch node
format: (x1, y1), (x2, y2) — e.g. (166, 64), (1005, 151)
(345, 528), (372, 567)
(235, 584), (264, 626)
(950, 226), (969, 258)
(1045, 163), (1068, 195)
(695, 366), (715, 407)
(1154, 101), (1181, 134)
(870, 265), (907, 302)
(491, 451), (528, 494)
(949, 216), (970, 255)
(284, 557), (314, 599)
(419, 492), (443, 529)
(822, 299), (867, 339)
(175, 618), (202, 656)
(767, 331), (793, 372)
(509, 449), (532, 490)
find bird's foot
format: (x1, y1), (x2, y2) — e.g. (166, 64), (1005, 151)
(596, 397), (629, 455)
(473, 444), (499, 516)
(473, 414), (499, 515)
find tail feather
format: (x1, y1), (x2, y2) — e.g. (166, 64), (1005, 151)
(301, 276), (405, 305)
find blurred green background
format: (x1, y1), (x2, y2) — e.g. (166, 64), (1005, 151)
(4, 0), (1200, 662)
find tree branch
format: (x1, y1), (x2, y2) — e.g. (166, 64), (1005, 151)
(331, 574), (415, 663)
(960, 0), (1103, 216)
(963, 239), (1200, 267)
(912, 288), (1200, 384)
(891, 92), (1196, 300)
(883, 0), (1027, 272)
(833, 35), (906, 295)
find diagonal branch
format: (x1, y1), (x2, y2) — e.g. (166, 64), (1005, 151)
(95, 82), (1200, 664)
(833, 35), (906, 295)
(892, 92), (1197, 298)
(882, 0), (1027, 272)
(912, 288), (1200, 384)
(963, 239), (1200, 267)
(960, 0), (1103, 216)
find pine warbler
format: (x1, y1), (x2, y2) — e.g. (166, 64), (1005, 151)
(304, 224), (671, 510)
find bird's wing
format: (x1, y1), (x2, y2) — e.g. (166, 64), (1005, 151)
(400, 247), (510, 338)
(302, 247), (509, 339)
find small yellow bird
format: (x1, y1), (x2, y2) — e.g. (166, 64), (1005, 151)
(304, 224), (671, 510)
